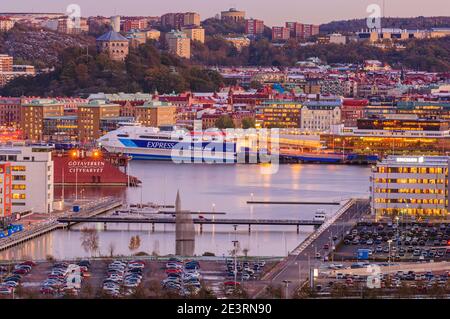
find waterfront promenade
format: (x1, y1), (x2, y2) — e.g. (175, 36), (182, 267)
(0, 197), (122, 252)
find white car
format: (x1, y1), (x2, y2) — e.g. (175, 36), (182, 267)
(241, 273), (251, 280)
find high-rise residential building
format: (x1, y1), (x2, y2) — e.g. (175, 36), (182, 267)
(183, 12), (201, 27)
(0, 54), (13, 72)
(245, 19), (264, 35)
(122, 18), (148, 32)
(161, 12), (200, 30)
(285, 22), (320, 39)
(0, 163), (12, 222)
(135, 101), (177, 127)
(77, 100), (121, 143)
(221, 8), (246, 22)
(96, 30), (130, 61)
(181, 26), (205, 43)
(286, 22), (303, 38)
(166, 30), (191, 59)
(161, 13), (184, 29)
(371, 156), (449, 218)
(0, 17), (14, 32)
(0, 144), (54, 215)
(272, 26), (290, 41)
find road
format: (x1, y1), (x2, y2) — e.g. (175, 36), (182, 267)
(260, 198), (370, 298)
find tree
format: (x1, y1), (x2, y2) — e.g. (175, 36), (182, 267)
(129, 235), (141, 252)
(292, 284), (316, 299)
(262, 284), (283, 299)
(242, 118), (256, 129)
(108, 242), (116, 258)
(80, 228), (99, 257)
(215, 115), (235, 129)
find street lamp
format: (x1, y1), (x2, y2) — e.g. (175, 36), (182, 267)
(295, 261), (301, 287)
(387, 239), (392, 272)
(232, 239), (239, 289)
(282, 280), (291, 299)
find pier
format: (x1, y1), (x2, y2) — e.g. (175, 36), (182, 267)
(57, 216), (323, 233)
(0, 197), (122, 252)
(246, 200), (341, 205)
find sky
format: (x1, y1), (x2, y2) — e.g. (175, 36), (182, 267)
(1, 0), (449, 26)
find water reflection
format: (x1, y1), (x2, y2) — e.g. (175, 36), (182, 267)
(0, 163), (370, 260)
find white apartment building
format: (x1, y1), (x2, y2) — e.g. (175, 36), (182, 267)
(0, 143), (54, 215)
(371, 156), (449, 218)
(300, 101), (341, 132)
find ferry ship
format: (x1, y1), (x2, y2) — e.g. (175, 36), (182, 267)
(98, 124), (240, 162)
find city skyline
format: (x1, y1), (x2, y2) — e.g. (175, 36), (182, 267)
(1, 0), (450, 25)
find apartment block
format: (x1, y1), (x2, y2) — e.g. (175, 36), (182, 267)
(272, 26), (290, 41)
(21, 99), (65, 141)
(78, 100), (121, 142)
(0, 144), (54, 215)
(182, 26), (205, 43)
(135, 101), (177, 127)
(166, 31), (191, 59)
(245, 19), (264, 35)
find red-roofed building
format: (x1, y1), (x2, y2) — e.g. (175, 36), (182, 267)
(341, 99), (368, 126)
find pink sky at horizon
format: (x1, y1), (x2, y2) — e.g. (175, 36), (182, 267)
(1, 0), (449, 26)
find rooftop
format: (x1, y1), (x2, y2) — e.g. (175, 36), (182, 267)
(96, 30), (128, 42)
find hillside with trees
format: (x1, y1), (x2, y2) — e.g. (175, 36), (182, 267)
(0, 42), (224, 97)
(0, 24), (95, 69)
(320, 16), (450, 34)
(191, 36), (450, 71)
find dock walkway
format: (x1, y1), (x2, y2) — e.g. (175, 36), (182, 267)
(0, 197), (122, 252)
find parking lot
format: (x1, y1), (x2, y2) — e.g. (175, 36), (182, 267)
(332, 221), (450, 262)
(0, 257), (276, 299)
(306, 260), (450, 298)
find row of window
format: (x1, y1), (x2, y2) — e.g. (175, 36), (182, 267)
(375, 208), (447, 216)
(375, 198), (445, 205)
(374, 188), (445, 194)
(374, 178), (445, 184)
(377, 167), (446, 174)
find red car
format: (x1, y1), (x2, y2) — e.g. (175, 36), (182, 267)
(224, 281), (240, 286)
(20, 261), (36, 267)
(13, 268), (28, 275)
(165, 268), (182, 274)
